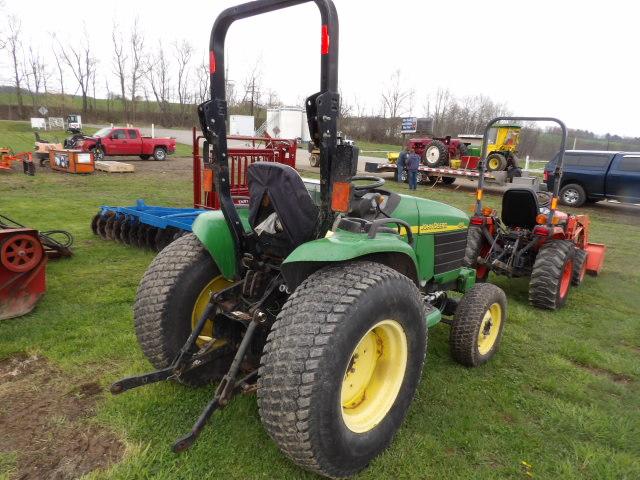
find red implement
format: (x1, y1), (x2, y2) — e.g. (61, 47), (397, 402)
(0, 228), (47, 320)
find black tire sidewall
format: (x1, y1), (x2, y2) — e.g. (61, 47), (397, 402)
(309, 278), (426, 469)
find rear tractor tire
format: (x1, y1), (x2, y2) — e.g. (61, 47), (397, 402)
(529, 240), (575, 310)
(449, 283), (507, 367)
(463, 226), (490, 282)
(133, 233), (234, 386)
(258, 262), (427, 478)
(422, 140), (448, 167)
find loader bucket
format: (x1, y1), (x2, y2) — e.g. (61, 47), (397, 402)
(585, 242), (606, 276)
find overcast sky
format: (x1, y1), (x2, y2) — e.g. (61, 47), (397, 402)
(2, 0), (639, 137)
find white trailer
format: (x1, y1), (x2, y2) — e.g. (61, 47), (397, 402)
(229, 115), (255, 136)
(263, 107), (311, 142)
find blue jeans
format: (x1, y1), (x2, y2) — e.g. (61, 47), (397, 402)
(408, 170), (418, 190)
(397, 158), (405, 181)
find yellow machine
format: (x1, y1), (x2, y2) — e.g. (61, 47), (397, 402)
(485, 124), (521, 171)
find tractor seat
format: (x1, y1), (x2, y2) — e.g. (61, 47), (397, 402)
(247, 162), (319, 254)
(501, 188), (539, 230)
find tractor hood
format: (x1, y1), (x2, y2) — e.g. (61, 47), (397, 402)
(391, 194), (469, 235)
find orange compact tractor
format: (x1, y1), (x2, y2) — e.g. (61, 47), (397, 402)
(464, 117), (606, 310)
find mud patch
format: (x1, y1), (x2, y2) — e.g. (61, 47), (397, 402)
(570, 359), (634, 384)
(0, 354), (124, 480)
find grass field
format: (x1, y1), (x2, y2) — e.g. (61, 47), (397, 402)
(1, 143), (639, 479)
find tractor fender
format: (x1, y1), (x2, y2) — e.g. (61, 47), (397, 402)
(281, 231), (419, 291)
(192, 210), (247, 280)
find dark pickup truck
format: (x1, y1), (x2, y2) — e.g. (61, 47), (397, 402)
(544, 150), (640, 207)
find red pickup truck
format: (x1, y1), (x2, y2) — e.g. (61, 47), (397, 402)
(78, 127), (177, 161)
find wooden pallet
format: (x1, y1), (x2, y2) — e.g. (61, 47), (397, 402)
(95, 161), (135, 173)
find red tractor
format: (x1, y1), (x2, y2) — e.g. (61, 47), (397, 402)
(464, 117), (606, 310)
(408, 135), (468, 167)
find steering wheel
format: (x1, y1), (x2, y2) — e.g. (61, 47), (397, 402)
(350, 175), (385, 192)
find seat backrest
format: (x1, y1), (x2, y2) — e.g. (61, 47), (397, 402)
(501, 188), (539, 229)
(248, 162), (319, 249)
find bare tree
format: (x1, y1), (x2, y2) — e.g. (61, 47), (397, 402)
(51, 42), (66, 109)
(146, 41), (172, 117)
(57, 31), (97, 114)
(24, 47), (47, 107)
(112, 22), (128, 117)
(7, 16), (25, 117)
(195, 59), (209, 104)
(173, 39), (194, 119)
(241, 59), (263, 116)
(381, 70), (413, 118)
(129, 18), (145, 121)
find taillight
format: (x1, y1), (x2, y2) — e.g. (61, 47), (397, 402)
(543, 170), (549, 181)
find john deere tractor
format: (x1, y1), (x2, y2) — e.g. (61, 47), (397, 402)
(110, 1), (508, 477)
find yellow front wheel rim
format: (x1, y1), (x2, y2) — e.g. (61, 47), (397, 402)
(191, 275), (233, 348)
(477, 302), (502, 355)
(341, 320), (408, 433)
(488, 158), (499, 170)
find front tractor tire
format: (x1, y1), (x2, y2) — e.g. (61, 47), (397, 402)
(529, 240), (575, 310)
(486, 153), (507, 171)
(258, 262), (427, 478)
(450, 283), (507, 367)
(133, 233), (233, 386)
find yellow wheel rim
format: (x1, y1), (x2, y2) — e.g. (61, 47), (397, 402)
(341, 320), (407, 433)
(488, 157), (499, 170)
(477, 302), (502, 355)
(191, 275), (233, 348)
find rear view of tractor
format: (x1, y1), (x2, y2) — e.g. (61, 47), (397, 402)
(110, 1), (509, 478)
(464, 117), (606, 310)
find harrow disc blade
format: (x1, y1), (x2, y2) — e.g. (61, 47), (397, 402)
(154, 228), (175, 252)
(128, 222), (140, 247)
(97, 214), (110, 240)
(104, 216), (116, 240)
(119, 219), (131, 244)
(145, 226), (159, 251)
(90, 213), (101, 235)
(112, 217), (123, 242)
(136, 224), (149, 249)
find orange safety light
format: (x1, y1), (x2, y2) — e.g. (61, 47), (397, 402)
(550, 197), (558, 210)
(203, 169), (214, 192)
(476, 189), (484, 201)
(481, 207), (493, 217)
(331, 182), (351, 213)
(536, 214), (547, 225)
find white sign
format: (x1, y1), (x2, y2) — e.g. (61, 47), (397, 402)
(77, 153), (92, 164)
(49, 117), (64, 130)
(31, 118), (46, 129)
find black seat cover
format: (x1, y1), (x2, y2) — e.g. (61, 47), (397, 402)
(248, 162), (319, 248)
(501, 188), (539, 230)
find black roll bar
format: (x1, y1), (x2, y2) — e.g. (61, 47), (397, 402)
(475, 116), (567, 230)
(199, 0), (340, 275)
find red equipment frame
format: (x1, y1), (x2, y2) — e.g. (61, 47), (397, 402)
(0, 228), (47, 320)
(192, 127), (297, 210)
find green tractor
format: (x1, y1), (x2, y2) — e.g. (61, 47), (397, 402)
(110, 1), (508, 477)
